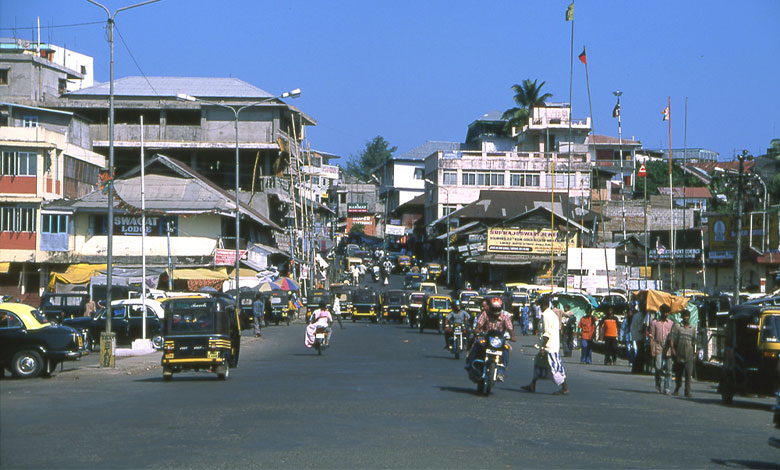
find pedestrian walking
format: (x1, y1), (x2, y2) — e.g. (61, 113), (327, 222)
(533, 303), (542, 336)
(649, 304), (674, 394)
(667, 309), (696, 397)
(561, 305), (576, 357)
(252, 293), (265, 337)
(577, 308), (596, 364)
(520, 304), (530, 336)
(522, 297), (569, 395)
(333, 294), (344, 329)
(621, 310), (634, 367)
(599, 307), (620, 365)
(630, 305), (647, 374)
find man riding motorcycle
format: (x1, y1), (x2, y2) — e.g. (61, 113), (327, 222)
(444, 300), (470, 350)
(465, 296), (516, 380)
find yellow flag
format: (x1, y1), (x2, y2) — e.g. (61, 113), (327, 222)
(565, 2), (574, 21)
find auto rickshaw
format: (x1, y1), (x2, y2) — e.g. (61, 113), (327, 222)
(381, 290), (408, 323)
(719, 305), (780, 403)
(396, 255), (412, 273)
(465, 294), (484, 320)
(331, 285), (354, 319)
(426, 263), (442, 281)
(407, 292), (426, 328)
(458, 290), (479, 308)
(161, 296), (240, 381)
(420, 295), (452, 334)
(307, 289), (332, 317)
(352, 288), (380, 323)
(266, 290), (293, 326)
(404, 272), (424, 290)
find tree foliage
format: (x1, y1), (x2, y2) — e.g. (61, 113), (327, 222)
(344, 136), (397, 182)
(501, 79), (553, 132)
(635, 160), (703, 196)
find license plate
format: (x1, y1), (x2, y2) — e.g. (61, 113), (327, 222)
(315, 334), (326, 339)
(207, 351), (219, 359)
(454, 327), (462, 334)
(486, 350), (502, 356)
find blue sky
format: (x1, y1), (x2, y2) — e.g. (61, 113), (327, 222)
(3, 1), (778, 162)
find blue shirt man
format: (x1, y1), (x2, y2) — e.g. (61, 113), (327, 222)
(252, 296), (265, 338)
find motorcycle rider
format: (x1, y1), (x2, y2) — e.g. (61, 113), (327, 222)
(305, 301), (333, 348)
(444, 300), (470, 350)
(466, 297), (516, 381)
(372, 264), (381, 282)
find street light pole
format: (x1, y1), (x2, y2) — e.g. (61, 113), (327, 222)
(177, 89), (300, 315)
(87, 0), (160, 368)
(733, 150), (749, 305)
(425, 179), (450, 286)
(613, 90), (628, 288)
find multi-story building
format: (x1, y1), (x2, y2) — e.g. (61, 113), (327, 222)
(423, 104), (592, 225)
(330, 174), (383, 237)
(0, 102), (104, 300)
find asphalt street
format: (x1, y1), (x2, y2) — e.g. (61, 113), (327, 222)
(1, 280), (779, 468)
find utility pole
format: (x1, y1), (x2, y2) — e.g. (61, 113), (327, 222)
(732, 150), (749, 305)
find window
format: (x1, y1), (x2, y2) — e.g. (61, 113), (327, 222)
(413, 168), (424, 180)
(510, 173), (522, 186)
(0, 312), (22, 329)
(22, 116), (38, 128)
(463, 171), (504, 186)
(0, 69), (8, 85)
(462, 172), (476, 186)
(0, 206), (36, 232)
(442, 171), (457, 185)
(42, 214), (68, 234)
(1, 151), (37, 176)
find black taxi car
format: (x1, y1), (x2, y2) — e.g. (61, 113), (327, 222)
(1, 303), (86, 378)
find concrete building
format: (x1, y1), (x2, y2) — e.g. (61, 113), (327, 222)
(0, 103), (105, 301)
(330, 174), (383, 237)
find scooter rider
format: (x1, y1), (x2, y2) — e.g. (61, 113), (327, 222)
(466, 297), (516, 380)
(444, 300), (470, 349)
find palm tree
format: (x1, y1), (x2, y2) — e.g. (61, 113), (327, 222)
(501, 79), (553, 133)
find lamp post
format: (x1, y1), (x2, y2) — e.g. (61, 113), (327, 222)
(425, 178), (450, 286)
(177, 89), (300, 313)
(733, 150), (750, 305)
(612, 90), (628, 287)
(87, 0), (160, 368)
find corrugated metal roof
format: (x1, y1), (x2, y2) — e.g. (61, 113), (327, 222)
(393, 141), (462, 161)
(65, 76), (273, 99)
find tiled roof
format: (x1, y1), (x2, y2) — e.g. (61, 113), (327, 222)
(689, 160), (755, 175)
(657, 187), (713, 199)
(65, 76), (273, 99)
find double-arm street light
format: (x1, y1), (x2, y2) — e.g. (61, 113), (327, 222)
(425, 178), (451, 286)
(87, 0), (161, 368)
(177, 89), (301, 314)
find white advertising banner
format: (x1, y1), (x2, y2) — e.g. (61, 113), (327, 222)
(567, 248), (616, 271)
(385, 225), (405, 236)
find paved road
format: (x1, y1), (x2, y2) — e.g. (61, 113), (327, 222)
(2, 290), (779, 468)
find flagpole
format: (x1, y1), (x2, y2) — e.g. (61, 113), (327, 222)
(565, 0), (574, 293)
(667, 96), (674, 290)
(682, 96), (688, 294)
(614, 91), (627, 289)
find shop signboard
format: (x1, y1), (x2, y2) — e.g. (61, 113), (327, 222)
(385, 224), (405, 236)
(649, 248), (701, 260)
(709, 213), (778, 251)
(347, 203), (368, 214)
(487, 228), (575, 254)
(114, 215), (176, 236)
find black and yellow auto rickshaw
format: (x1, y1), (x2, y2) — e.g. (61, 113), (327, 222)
(307, 289), (332, 317)
(161, 297), (240, 381)
(396, 255), (412, 273)
(420, 295), (453, 334)
(266, 290), (293, 326)
(407, 292), (426, 328)
(380, 290), (408, 323)
(352, 288), (380, 323)
(426, 263), (442, 282)
(719, 305), (780, 403)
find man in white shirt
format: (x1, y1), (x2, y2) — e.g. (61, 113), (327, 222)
(522, 297), (570, 395)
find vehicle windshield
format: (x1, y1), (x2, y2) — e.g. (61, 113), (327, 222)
(431, 298), (451, 310)
(410, 294), (424, 304)
(354, 292), (376, 303)
(29, 309), (49, 324)
(421, 286), (436, 294)
(760, 314), (780, 343)
(460, 292), (476, 302)
(167, 300), (216, 333)
(309, 295), (330, 305)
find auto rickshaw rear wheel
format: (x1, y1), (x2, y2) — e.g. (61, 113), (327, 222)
(286, 317), (291, 326)
(162, 367), (173, 382)
(216, 363), (229, 380)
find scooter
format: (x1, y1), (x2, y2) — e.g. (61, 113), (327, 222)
(465, 329), (507, 396)
(314, 326), (329, 356)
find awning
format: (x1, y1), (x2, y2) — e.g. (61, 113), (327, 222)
(0, 262), (10, 274)
(228, 267), (259, 278)
(465, 253), (562, 266)
(48, 263), (107, 289)
(172, 267), (229, 280)
(435, 221), (481, 241)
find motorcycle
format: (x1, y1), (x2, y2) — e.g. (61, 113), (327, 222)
(314, 326), (329, 355)
(448, 323), (467, 360)
(466, 329), (508, 396)
(372, 268), (381, 283)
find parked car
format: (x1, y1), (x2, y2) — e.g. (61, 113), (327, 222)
(39, 292), (90, 323)
(1, 303), (87, 378)
(62, 299), (163, 351)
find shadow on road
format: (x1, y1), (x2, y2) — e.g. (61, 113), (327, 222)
(423, 354), (458, 361)
(438, 385), (481, 396)
(691, 397), (773, 412)
(710, 458), (780, 469)
(609, 388), (667, 395)
(589, 368), (635, 375)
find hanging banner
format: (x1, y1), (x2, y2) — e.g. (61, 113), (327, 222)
(487, 228), (576, 254)
(215, 249), (248, 266)
(386, 225), (405, 236)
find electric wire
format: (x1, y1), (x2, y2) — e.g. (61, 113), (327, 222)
(114, 23), (160, 98)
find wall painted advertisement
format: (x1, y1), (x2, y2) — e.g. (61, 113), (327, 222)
(487, 228), (576, 254)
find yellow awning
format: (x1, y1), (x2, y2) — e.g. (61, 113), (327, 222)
(48, 263), (107, 289)
(172, 267), (229, 280)
(227, 267), (259, 278)
(0, 262), (10, 274)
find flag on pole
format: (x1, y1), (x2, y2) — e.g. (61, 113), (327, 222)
(612, 103), (620, 118)
(578, 47), (586, 64)
(565, 2), (574, 21)
(662, 106), (670, 121)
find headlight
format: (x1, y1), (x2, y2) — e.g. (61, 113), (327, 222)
(489, 336), (503, 348)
